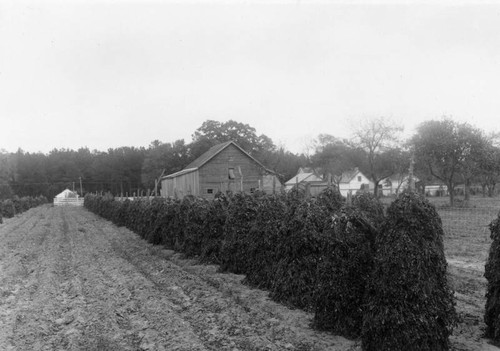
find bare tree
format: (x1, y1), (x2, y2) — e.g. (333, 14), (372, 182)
(351, 117), (404, 196)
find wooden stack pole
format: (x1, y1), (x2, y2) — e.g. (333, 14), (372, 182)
(409, 151), (415, 192)
(238, 166), (243, 192)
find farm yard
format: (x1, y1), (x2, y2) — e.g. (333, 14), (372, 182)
(0, 196), (498, 351)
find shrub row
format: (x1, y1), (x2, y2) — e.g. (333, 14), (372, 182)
(85, 193), (228, 263)
(362, 192), (456, 350)
(485, 213), (500, 341)
(85, 190), (456, 349)
(0, 195), (48, 223)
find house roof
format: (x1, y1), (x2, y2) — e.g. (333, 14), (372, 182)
(385, 173), (403, 182)
(163, 141), (273, 179)
(383, 173), (420, 183)
(285, 172), (322, 186)
(339, 168), (361, 184)
(55, 189), (78, 198)
(298, 167), (314, 174)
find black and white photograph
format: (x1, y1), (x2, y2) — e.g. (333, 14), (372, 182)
(1, 0), (500, 350)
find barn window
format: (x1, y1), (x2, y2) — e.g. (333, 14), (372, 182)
(228, 168), (236, 179)
(206, 188), (214, 194)
(357, 176), (362, 182)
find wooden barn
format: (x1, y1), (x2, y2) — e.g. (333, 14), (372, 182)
(160, 141), (281, 199)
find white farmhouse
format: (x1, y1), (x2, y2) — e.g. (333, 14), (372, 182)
(338, 168), (374, 197)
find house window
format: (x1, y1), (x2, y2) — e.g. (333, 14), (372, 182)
(357, 176), (362, 182)
(206, 188), (214, 194)
(228, 168), (236, 179)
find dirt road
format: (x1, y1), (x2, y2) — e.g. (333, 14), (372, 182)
(0, 206), (358, 351)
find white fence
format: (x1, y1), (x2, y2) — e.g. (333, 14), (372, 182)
(53, 197), (84, 206)
(115, 196), (161, 201)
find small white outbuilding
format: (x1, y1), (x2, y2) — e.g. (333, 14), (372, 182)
(53, 189), (83, 206)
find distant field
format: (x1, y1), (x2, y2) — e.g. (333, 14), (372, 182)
(439, 198), (499, 350)
(381, 195), (500, 250)
(381, 194), (499, 272)
(381, 194), (500, 208)
(428, 196), (500, 209)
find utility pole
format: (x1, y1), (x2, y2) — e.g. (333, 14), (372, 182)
(408, 150), (415, 192)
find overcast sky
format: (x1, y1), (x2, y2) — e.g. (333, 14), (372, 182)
(1, 0), (500, 154)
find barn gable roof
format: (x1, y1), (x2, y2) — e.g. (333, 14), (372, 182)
(163, 168), (198, 179)
(163, 141), (273, 179)
(185, 141), (234, 169)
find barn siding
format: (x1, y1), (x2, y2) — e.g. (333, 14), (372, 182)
(161, 171), (199, 199)
(262, 174), (281, 193)
(198, 144), (263, 199)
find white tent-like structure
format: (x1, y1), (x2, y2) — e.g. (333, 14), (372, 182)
(53, 189), (83, 206)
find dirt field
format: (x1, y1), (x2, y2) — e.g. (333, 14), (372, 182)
(0, 204), (498, 351)
(0, 205), (358, 351)
(443, 206), (499, 351)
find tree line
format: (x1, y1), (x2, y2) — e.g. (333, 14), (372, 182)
(1, 117), (499, 205)
(0, 120), (306, 200)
